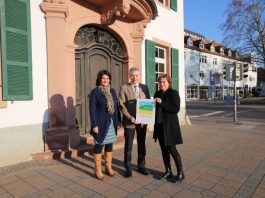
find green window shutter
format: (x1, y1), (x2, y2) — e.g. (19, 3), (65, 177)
(1, 0), (32, 100)
(171, 48), (179, 91)
(145, 39), (156, 97)
(170, 0), (177, 12)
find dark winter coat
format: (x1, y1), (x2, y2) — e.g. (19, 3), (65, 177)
(89, 87), (120, 144)
(153, 88), (183, 146)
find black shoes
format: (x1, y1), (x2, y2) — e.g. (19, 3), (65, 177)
(159, 170), (173, 180)
(176, 173), (185, 182)
(125, 169), (132, 178)
(169, 173), (185, 183)
(137, 168), (148, 175)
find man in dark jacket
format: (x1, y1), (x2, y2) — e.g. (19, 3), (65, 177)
(119, 67), (150, 178)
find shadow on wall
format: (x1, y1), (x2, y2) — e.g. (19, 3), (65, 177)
(42, 109), (48, 151)
(44, 94), (80, 151)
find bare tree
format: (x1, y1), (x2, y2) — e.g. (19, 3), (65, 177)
(222, 0), (265, 67)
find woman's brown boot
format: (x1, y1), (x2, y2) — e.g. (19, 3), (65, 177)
(105, 152), (116, 177)
(94, 153), (105, 180)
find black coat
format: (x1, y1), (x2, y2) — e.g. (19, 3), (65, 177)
(153, 88), (183, 146)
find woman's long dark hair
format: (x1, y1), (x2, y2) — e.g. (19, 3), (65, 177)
(96, 70), (112, 86)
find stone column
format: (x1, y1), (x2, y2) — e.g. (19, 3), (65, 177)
(41, 1), (70, 150)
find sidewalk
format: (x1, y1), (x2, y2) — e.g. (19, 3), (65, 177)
(1, 120), (265, 198)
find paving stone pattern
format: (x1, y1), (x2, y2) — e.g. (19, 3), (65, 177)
(1, 119), (265, 198)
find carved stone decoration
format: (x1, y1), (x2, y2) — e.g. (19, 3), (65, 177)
(136, 23), (145, 33)
(121, 0), (131, 15)
(101, 1), (131, 25)
(74, 26), (124, 57)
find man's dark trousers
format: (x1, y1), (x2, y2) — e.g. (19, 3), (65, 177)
(124, 124), (147, 170)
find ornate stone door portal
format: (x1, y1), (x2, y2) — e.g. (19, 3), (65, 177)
(74, 26), (124, 134)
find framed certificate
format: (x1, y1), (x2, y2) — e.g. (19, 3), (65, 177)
(136, 99), (156, 125)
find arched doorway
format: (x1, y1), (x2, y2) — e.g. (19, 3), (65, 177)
(74, 25), (125, 134)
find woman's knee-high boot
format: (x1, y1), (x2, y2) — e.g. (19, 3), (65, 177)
(170, 148), (185, 182)
(105, 152), (115, 177)
(94, 153), (105, 180)
(160, 151), (173, 180)
(175, 154), (185, 182)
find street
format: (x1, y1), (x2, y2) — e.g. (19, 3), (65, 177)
(186, 99), (265, 124)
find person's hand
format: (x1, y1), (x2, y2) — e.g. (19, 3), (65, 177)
(93, 127), (99, 134)
(130, 117), (139, 124)
(155, 98), (162, 104)
(117, 122), (122, 129)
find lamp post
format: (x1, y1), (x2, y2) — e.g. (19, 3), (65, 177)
(232, 62), (243, 123)
(233, 70), (237, 123)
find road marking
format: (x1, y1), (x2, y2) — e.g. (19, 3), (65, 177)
(223, 110), (252, 117)
(190, 111), (224, 118)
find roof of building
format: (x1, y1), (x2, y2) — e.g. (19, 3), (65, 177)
(184, 29), (205, 39)
(184, 30), (252, 63)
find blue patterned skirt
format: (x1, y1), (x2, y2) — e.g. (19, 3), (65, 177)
(96, 119), (117, 145)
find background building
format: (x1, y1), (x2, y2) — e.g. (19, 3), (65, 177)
(184, 29), (257, 101)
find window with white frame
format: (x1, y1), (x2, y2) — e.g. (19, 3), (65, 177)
(155, 46), (167, 90)
(210, 45), (215, 52)
(199, 42), (204, 49)
(187, 38), (193, 46)
(200, 55), (207, 63)
(199, 71), (205, 78)
(220, 48), (224, 54)
(213, 57), (217, 65)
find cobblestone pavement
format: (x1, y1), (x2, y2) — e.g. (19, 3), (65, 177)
(1, 118), (265, 198)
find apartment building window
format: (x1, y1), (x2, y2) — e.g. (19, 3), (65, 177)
(187, 85), (198, 100)
(199, 71), (205, 78)
(187, 38), (193, 46)
(199, 43), (204, 49)
(210, 45), (215, 52)
(213, 58), (217, 65)
(200, 55), (207, 63)
(155, 46), (167, 90)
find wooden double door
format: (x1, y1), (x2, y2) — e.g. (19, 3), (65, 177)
(75, 26), (124, 134)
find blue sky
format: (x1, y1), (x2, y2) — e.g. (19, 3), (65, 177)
(184, 0), (230, 43)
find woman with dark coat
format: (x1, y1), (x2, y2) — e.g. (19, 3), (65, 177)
(89, 70), (120, 180)
(153, 74), (185, 182)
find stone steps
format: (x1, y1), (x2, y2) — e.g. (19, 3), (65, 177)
(31, 130), (125, 160)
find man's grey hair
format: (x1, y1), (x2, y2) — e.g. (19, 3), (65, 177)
(129, 67), (140, 75)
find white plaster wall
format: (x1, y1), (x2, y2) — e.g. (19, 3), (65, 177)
(143, 1), (184, 102)
(0, 0), (48, 128)
(142, 1), (186, 124)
